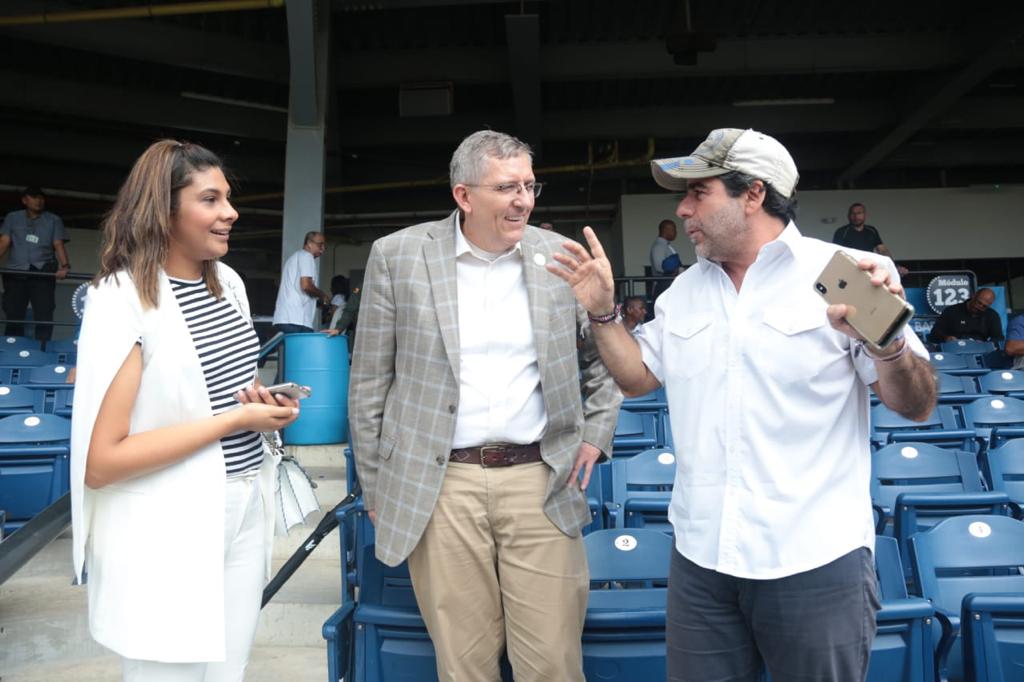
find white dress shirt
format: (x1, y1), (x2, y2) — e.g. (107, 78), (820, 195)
(636, 223), (928, 579)
(451, 218), (547, 448)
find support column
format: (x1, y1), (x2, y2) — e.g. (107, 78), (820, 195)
(281, 0), (331, 265)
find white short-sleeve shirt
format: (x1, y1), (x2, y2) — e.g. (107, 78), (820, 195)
(635, 222), (928, 579)
(272, 249), (319, 327)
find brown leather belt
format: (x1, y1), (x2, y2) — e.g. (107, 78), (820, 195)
(449, 442), (543, 467)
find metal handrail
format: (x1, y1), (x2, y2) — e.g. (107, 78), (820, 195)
(257, 331), (286, 362)
(0, 268), (92, 281)
(613, 274), (679, 299)
(0, 494), (70, 587)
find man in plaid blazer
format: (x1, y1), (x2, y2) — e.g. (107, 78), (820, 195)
(349, 130), (621, 681)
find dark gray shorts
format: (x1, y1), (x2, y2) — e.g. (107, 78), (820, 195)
(666, 547), (881, 682)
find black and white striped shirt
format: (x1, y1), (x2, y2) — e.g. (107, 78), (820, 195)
(170, 277), (264, 477)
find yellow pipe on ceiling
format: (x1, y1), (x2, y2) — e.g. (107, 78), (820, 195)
(0, 0), (284, 26)
(234, 138), (658, 204)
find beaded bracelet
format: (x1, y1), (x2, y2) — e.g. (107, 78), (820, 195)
(861, 336), (910, 362)
(587, 310), (617, 325)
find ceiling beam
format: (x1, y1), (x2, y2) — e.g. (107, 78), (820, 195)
(3, 62), (1021, 151)
(331, 101), (895, 146)
(0, 21), (287, 82)
(837, 22), (1024, 185)
(0, 124), (286, 186)
(334, 33), (1000, 87)
(0, 70), (286, 141)
(0, 0), (287, 81)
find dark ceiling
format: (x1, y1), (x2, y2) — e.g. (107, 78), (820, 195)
(2, 0), (1023, 253)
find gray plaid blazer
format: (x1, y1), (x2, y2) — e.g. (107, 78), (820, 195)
(349, 211), (621, 566)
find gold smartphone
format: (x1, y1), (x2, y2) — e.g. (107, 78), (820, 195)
(814, 250), (914, 350)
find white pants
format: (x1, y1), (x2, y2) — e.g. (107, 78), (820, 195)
(122, 473), (266, 682)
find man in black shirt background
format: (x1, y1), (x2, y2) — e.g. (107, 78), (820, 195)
(928, 287), (1004, 344)
(832, 203), (908, 275)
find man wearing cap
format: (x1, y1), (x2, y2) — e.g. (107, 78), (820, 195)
(0, 187), (71, 341)
(349, 130), (620, 681)
(549, 128), (937, 681)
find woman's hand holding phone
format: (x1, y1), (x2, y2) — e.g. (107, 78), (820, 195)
(233, 384), (300, 432)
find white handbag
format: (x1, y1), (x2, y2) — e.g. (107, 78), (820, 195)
(263, 431), (320, 536)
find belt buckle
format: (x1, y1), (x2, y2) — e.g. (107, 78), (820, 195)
(479, 444), (507, 468)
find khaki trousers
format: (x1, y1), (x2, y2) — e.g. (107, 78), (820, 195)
(407, 461), (588, 682)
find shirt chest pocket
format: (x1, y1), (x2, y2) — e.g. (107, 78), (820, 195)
(757, 307), (829, 384)
(665, 313), (714, 380)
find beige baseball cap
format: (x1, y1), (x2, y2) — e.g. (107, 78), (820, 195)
(650, 128), (799, 198)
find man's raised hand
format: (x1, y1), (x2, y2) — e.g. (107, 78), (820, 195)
(546, 226), (616, 315)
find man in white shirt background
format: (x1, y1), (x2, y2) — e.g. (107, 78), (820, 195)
(549, 127), (937, 681)
(272, 231), (330, 334)
(649, 218), (681, 301)
(649, 218), (680, 277)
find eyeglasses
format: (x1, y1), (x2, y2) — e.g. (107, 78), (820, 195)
(464, 181), (544, 198)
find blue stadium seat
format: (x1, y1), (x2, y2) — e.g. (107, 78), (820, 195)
(871, 403), (974, 449)
(930, 353), (968, 371)
(940, 340), (997, 355)
(582, 461), (609, 534)
(605, 448), (675, 532)
(964, 396), (1024, 447)
(51, 388), (74, 418)
(961, 593), (1024, 682)
(583, 529), (671, 682)
(0, 336), (41, 353)
(0, 413), (71, 533)
(936, 373), (985, 405)
(981, 439), (1024, 519)
(25, 363), (75, 389)
(978, 370), (1024, 398)
(872, 442), (990, 533)
(612, 410), (659, 457)
(876, 374), (978, 405)
(870, 536), (937, 682)
(620, 387), (669, 445)
(909, 515), (1024, 682)
(324, 499), (436, 682)
(872, 441), (1010, 582)
(0, 385), (43, 416)
(323, 499), (513, 682)
(45, 338), (78, 364)
(0, 349), (57, 368)
(620, 386), (667, 411)
(0, 350), (58, 384)
(930, 352), (987, 377)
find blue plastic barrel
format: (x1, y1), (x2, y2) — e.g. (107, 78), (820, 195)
(282, 333), (349, 445)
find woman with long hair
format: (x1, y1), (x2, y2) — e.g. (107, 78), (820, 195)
(71, 140), (298, 681)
